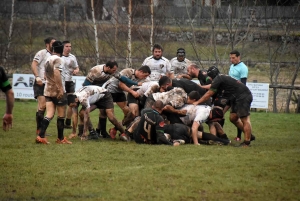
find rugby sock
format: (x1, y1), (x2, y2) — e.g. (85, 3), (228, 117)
(39, 117), (51, 138)
(219, 133), (229, 140)
(237, 128), (242, 138)
(99, 118), (107, 132)
(37, 110), (45, 130)
(57, 118), (65, 140)
(65, 118), (71, 126)
(202, 132), (218, 141)
(202, 132), (229, 144)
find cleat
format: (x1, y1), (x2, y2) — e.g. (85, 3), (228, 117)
(88, 130), (99, 140)
(119, 133), (130, 142)
(234, 137), (241, 141)
(250, 134), (256, 141)
(56, 137), (72, 144)
(36, 136), (50, 144)
(64, 125), (72, 129)
(236, 142), (251, 148)
(109, 127), (117, 139)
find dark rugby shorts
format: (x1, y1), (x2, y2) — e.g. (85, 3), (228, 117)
(111, 92), (127, 102)
(33, 81), (45, 99)
(94, 92), (114, 109)
(230, 94), (253, 118)
(45, 93), (67, 106)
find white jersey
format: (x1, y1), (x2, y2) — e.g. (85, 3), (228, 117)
(179, 104), (211, 126)
(142, 56), (171, 81)
(136, 81), (159, 97)
(74, 85), (107, 109)
(44, 55), (65, 96)
(103, 68), (146, 93)
(170, 57), (191, 76)
(33, 49), (52, 83)
(152, 87), (187, 108)
(62, 53), (78, 81)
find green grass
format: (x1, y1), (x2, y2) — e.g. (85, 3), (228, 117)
(0, 100), (300, 201)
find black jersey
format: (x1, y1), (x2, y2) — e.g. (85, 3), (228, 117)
(172, 78), (211, 106)
(134, 108), (172, 145)
(210, 74), (252, 101)
(163, 123), (191, 144)
(0, 66), (12, 92)
(197, 71), (212, 86)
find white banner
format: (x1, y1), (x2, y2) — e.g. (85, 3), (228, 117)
(12, 74), (86, 99)
(246, 82), (269, 109)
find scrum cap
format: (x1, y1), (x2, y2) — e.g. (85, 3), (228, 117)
(207, 66), (220, 79)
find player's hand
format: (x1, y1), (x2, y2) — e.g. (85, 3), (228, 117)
(35, 77), (43, 86)
(57, 91), (64, 100)
(2, 113), (13, 131)
(193, 101), (199, 106)
(73, 68), (79, 75)
(137, 82), (143, 86)
(176, 74), (183, 78)
(132, 91), (139, 98)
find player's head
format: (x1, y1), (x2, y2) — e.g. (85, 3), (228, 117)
(44, 37), (56, 52)
(207, 66), (220, 79)
(229, 50), (241, 65)
(158, 76), (172, 92)
(187, 91), (200, 103)
(105, 61), (118, 74)
(52, 41), (64, 55)
(187, 63), (199, 78)
(152, 100), (164, 113)
(152, 44), (163, 60)
(62, 40), (71, 55)
(67, 94), (79, 108)
(176, 48), (185, 62)
(135, 65), (151, 79)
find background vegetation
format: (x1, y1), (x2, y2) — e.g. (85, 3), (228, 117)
(0, 100), (300, 200)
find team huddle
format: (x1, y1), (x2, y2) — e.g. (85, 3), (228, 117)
(31, 38), (255, 147)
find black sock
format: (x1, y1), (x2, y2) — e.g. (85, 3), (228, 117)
(57, 118), (65, 140)
(202, 132), (229, 144)
(39, 117), (51, 138)
(202, 132), (219, 141)
(65, 118), (71, 126)
(100, 118), (107, 134)
(37, 110), (45, 130)
(220, 133), (229, 140)
(237, 128), (242, 138)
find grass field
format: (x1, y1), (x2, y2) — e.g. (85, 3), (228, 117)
(0, 100), (300, 201)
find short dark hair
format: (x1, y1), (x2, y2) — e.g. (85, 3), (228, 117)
(67, 94), (77, 105)
(62, 40), (71, 45)
(152, 44), (163, 52)
(158, 76), (171, 86)
(106, 61), (118, 69)
(138, 65), (151, 74)
(153, 100), (164, 110)
(230, 50), (240, 57)
(44, 37), (55, 44)
(188, 91), (200, 101)
(52, 41), (64, 54)
(189, 63), (199, 69)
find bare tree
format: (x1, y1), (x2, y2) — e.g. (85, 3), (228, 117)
(126, 0), (132, 68)
(91, 0), (100, 64)
(3, 0), (15, 72)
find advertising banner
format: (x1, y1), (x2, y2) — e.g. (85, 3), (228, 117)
(12, 74), (86, 99)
